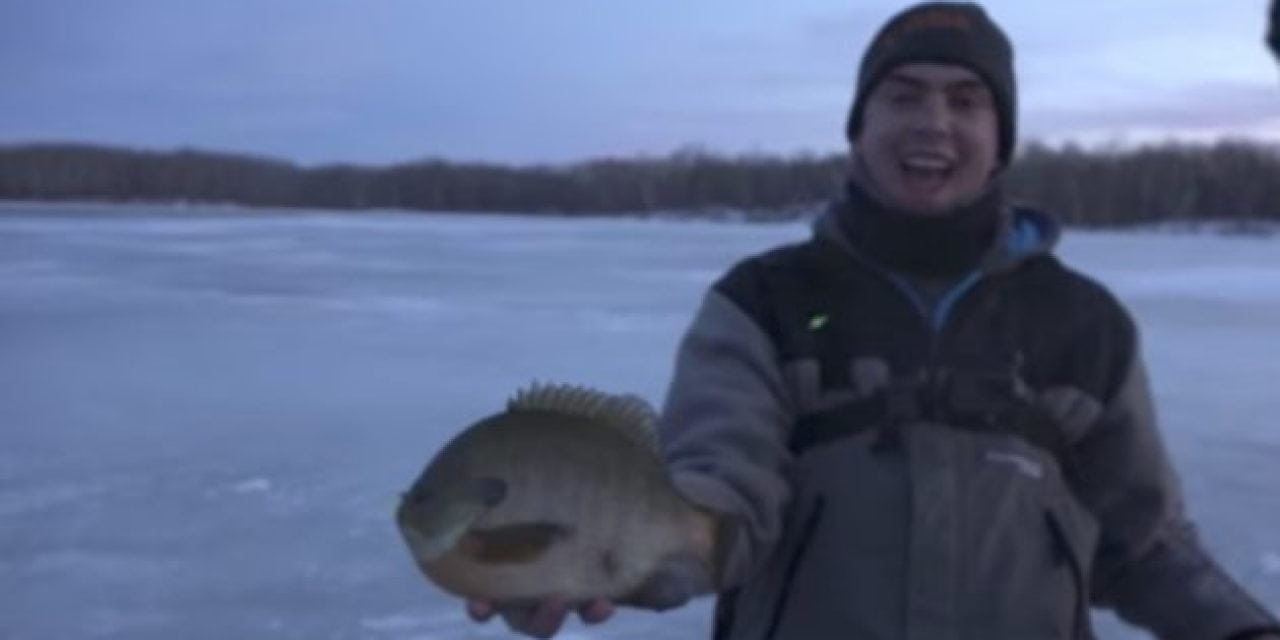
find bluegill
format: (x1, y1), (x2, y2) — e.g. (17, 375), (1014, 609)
(395, 384), (724, 606)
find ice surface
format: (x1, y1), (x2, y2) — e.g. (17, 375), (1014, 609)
(2, 203), (1277, 639)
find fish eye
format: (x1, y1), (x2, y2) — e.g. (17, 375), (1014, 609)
(476, 477), (508, 505)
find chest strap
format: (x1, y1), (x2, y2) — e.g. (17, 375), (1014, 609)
(789, 368), (1072, 469)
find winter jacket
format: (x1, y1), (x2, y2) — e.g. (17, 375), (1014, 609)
(657, 200), (1280, 640)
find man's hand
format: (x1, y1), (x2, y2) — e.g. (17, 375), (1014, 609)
(466, 597), (614, 639)
(461, 552), (711, 637)
(613, 552), (714, 611)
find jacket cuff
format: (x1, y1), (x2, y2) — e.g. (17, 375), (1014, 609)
(670, 471), (754, 588)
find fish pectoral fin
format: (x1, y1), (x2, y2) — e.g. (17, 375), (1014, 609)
(460, 522), (574, 564)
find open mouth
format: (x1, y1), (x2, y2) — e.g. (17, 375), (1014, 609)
(899, 154), (955, 189)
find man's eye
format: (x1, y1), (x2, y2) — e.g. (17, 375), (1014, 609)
(951, 91), (991, 112)
(890, 93), (921, 106)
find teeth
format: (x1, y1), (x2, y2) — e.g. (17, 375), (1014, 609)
(902, 156), (952, 171)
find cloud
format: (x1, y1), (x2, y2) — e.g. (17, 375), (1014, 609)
(1034, 81), (1279, 130)
(1025, 81), (1280, 144)
(799, 6), (886, 54)
(2, 0), (1277, 164)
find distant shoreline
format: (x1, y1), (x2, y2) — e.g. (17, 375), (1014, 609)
(3, 140), (1279, 227)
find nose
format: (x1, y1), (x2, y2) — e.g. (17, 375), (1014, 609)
(911, 93), (950, 137)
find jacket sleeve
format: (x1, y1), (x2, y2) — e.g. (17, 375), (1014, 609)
(656, 286), (795, 589)
(1068, 310), (1279, 640)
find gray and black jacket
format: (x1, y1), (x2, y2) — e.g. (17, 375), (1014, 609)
(657, 202), (1279, 640)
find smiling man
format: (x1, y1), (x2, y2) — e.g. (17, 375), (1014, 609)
(465, 3), (1280, 639)
(658, 3), (1280, 639)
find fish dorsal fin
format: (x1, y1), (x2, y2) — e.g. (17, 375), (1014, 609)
(507, 382), (660, 452)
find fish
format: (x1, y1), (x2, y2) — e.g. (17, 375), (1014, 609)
(395, 383), (726, 606)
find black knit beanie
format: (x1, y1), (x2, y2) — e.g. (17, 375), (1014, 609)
(845, 2), (1017, 164)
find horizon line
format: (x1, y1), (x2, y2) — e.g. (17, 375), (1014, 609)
(2, 135), (1279, 170)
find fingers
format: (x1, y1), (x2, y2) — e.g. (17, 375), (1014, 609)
(577, 598), (615, 625)
(622, 573), (692, 611)
(466, 597), (615, 637)
(465, 599), (495, 623)
(498, 597), (571, 639)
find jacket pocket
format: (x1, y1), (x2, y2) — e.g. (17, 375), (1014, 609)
(762, 494), (826, 640)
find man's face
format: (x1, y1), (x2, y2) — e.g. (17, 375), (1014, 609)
(853, 62), (1001, 216)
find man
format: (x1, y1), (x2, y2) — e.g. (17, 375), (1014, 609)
(467, 3), (1280, 638)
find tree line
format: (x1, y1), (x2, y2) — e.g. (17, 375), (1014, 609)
(1, 141), (1278, 226)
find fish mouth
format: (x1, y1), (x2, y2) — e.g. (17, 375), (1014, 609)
(399, 518), (452, 564)
(395, 477), (510, 563)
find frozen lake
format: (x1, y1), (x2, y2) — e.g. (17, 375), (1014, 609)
(2, 202), (1278, 639)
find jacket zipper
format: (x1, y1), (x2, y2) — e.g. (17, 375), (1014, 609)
(879, 270), (995, 420)
(1045, 510), (1091, 640)
(762, 495), (827, 640)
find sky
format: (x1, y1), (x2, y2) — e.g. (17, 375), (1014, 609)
(1, 0), (1278, 166)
